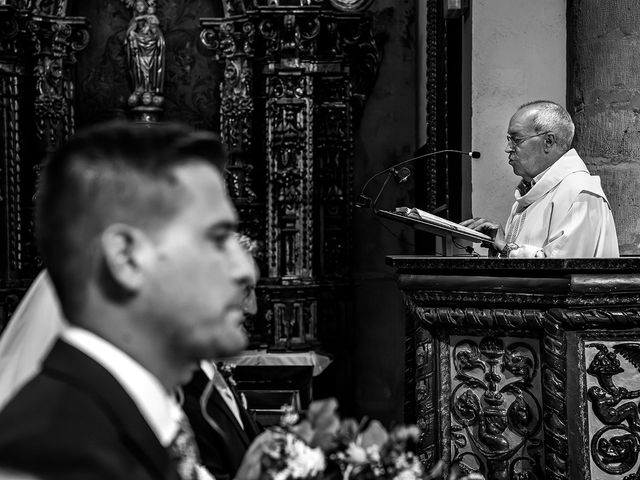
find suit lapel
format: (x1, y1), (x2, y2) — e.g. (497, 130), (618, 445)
(206, 382), (251, 447)
(227, 383), (260, 439)
(43, 340), (174, 479)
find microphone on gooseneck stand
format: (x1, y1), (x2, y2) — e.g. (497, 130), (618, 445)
(354, 149), (481, 212)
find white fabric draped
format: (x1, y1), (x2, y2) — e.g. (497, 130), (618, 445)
(0, 271), (66, 410)
(504, 149), (619, 258)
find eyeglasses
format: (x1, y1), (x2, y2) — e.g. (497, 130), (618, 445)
(506, 131), (551, 148)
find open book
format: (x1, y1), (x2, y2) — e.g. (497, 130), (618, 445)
(379, 207), (492, 243)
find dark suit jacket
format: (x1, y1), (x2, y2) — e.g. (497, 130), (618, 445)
(182, 368), (261, 480)
(0, 340), (179, 480)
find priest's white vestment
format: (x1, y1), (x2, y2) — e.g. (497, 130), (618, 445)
(504, 148), (619, 258)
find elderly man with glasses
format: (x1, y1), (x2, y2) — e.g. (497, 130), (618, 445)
(462, 100), (619, 258)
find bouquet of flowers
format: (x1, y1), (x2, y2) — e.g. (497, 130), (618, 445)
(246, 399), (482, 480)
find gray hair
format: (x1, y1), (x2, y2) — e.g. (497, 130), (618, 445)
(518, 100), (575, 152)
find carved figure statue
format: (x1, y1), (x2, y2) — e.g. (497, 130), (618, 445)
(586, 344), (640, 432)
(479, 413), (509, 453)
(596, 434), (639, 472)
(587, 344), (625, 394)
(507, 395), (534, 436)
(124, 0), (165, 107)
(503, 348), (535, 382)
(588, 386), (640, 433)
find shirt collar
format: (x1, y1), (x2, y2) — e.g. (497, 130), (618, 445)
(532, 165), (551, 186)
(200, 359), (215, 380)
(62, 326), (182, 447)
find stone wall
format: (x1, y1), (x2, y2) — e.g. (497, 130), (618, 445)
(568, 0), (640, 255)
(469, 0), (567, 227)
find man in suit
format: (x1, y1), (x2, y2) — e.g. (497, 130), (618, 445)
(0, 122), (255, 479)
(182, 236), (261, 479)
(182, 361), (262, 480)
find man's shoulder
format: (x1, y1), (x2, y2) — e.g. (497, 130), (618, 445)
(0, 370), (126, 476)
(553, 170), (607, 203)
(0, 344), (174, 480)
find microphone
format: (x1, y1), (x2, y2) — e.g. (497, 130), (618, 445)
(394, 167), (411, 184)
(355, 149), (481, 210)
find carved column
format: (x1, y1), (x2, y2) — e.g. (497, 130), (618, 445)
(0, 1), (88, 329)
(0, 5), (27, 284)
(201, 1), (379, 356)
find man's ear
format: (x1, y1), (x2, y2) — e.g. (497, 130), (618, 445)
(544, 132), (556, 150)
(100, 224), (153, 292)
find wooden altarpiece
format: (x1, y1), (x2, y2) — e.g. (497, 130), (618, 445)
(0, 0), (89, 329)
(199, 0), (379, 372)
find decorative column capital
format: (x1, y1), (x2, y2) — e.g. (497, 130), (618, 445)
(27, 15), (89, 62)
(201, 18), (256, 60)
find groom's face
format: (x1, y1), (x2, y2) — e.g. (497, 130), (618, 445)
(144, 161), (253, 362)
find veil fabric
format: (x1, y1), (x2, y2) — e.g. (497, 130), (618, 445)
(0, 271), (66, 410)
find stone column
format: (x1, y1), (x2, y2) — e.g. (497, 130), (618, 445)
(567, 0), (640, 255)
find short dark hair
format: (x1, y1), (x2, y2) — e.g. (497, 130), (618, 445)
(37, 121), (227, 318)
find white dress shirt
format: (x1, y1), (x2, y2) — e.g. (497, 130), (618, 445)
(62, 327), (183, 447)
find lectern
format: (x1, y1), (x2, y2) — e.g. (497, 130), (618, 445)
(388, 256), (640, 480)
(377, 209), (490, 256)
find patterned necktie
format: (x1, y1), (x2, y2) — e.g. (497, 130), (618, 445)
(169, 413), (215, 480)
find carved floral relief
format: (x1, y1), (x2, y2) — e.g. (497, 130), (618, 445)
(584, 340), (640, 479)
(449, 335), (545, 479)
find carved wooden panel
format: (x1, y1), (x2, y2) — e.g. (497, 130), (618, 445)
(392, 258), (640, 480)
(578, 335), (640, 479)
(448, 335), (544, 478)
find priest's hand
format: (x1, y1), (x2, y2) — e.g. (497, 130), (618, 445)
(460, 217), (506, 252)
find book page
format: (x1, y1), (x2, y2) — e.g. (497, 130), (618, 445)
(394, 207), (492, 241)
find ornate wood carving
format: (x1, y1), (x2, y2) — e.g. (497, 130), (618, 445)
(391, 257), (640, 480)
(541, 314), (568, 480)
(584, 341), (640, 478)
(450, 336), (544, 478)
(0, 2), (88, 329)
(0, 5), (26, 281)
(200, 1), (379, 351)
(28, 15), (89, 153)
(423, 0), (440, 212)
